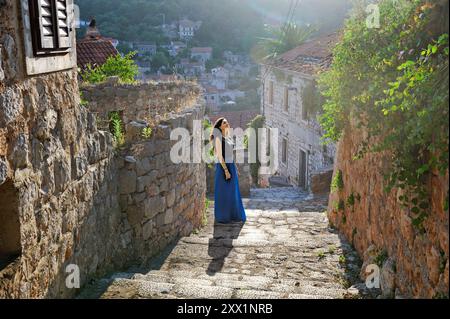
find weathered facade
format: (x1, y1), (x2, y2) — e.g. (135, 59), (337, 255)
(261, 34), (338, 191)
(1, 1), (206, 298)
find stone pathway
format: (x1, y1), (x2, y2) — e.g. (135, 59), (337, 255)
(79, 187), (362, 299)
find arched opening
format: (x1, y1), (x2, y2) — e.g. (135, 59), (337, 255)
(0, 181), (21, 272)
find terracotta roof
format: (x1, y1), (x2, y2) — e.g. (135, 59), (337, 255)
(191, 47), (213, 54)
(77, 38), (119, 70)
(209, 110), (260, 130)
(268, 33), (340, 76)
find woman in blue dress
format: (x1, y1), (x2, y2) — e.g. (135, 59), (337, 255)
(210, 118), (246, 224)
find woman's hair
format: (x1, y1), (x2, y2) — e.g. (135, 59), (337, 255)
(210, 117), (226, 142)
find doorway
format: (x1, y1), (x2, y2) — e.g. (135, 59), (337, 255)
(298, 149), (308, 190)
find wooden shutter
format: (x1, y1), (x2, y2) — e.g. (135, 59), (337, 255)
(55, 0), (71, 49)
(29, 0), (72, 55)
(36, 0), (56, 50)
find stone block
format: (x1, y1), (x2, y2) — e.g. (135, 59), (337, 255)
(142, 221), (153, 240)
(137, 175), (154, 193)
(147, 184), (160, 197)
(126, 121), (148, 142)
(136, 158), (151, 176)
(127, 205), (143, 226)
(166, 189), (176, 208)
(159, 177), (169, 192)
(311, 167), (334, 195)
(164, 209), (174, 225)
(119, 169), (137, 194)
(0, 87), (20, 127)
(144, 196), (164, 219)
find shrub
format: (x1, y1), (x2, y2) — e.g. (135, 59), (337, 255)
(81, 52), (139, 84)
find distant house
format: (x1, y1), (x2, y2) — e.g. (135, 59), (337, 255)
(168, 41), (187, 56)
(211, 67), (230, 90)
(184, 62), (205, 76)
(191, 47), (213, 63)
(76, 20), (119, 71)
(223, 50), (240, 64)
(179, 19), (196, 40)
(133, 43), (157, 57)
(178, 59), (205, 77)
(162, 23), (178, 39)
(204, 85), (220, 111)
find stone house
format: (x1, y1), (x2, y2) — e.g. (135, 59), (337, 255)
(133, 42), (157, 57)
(260, 33), (338, 191)
(211, 67), (229, 90)
(178, 19), (196, 40)
(204, 85), (220, 111)
(190, 47), (213, 63)
(168, 41), (187, 57)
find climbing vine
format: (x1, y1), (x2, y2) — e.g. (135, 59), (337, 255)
(319, 0), (449, 231)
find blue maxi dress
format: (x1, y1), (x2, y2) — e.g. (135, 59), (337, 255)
(214, 137), (247, 224)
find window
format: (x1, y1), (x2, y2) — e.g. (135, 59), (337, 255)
(282, 138), (288, 165)
(301, 102), (308, 121)
(268, 81), (274, 105)
(29, 0), (72, 56)
(284, 87), (289, 112)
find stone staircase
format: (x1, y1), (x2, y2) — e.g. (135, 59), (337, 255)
(78, 188), (362, 299)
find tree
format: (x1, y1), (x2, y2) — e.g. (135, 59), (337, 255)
(253, 23), (315, 62)
(151, 52), (170, 72)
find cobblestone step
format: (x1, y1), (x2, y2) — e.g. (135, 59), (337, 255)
(99, 278), (339, 299)
(129, 271), (345, 297)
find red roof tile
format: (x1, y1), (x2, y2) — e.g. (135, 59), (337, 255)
(267, 33), (340, 76)
(77, 38), (119, 70)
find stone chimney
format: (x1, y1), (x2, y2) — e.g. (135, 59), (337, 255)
(85, 18), (101, 40)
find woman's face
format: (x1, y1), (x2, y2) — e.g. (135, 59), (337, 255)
(220, 119), (230, 133)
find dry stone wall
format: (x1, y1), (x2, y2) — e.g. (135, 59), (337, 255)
(328, 124), (449, 298)
(1, 1), (206, 298)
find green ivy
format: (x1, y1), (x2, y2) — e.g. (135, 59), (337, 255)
(319, 0), (449, 231)
(141, 127), (153, 140)
(347, 193), (356, 207)
(109, 112), (125, 148)
(374, 250), (389, 267)
(331, 170), (344, 192)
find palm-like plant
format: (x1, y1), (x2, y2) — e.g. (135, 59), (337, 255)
(253, 23), (316, 62)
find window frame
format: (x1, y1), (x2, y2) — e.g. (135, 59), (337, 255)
(28, 0), (73, 56)
(20, 0), (76, 75)
(281, 137), (288, 165)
